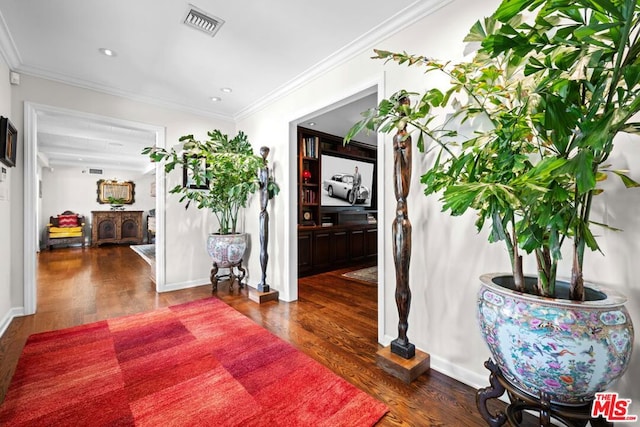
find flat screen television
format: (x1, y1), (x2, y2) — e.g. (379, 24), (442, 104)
(320, 153), (375, 209)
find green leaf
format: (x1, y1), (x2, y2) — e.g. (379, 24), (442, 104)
(574, 23), (618, 40)
(611, 170), (640, 187)
(493, 0), (540, 22)
(465, 19), (488, 42)
(573, 150), (597, 194)
(581, 222), (600, 252)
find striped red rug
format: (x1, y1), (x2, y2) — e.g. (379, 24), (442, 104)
(0, 298), (388, 426)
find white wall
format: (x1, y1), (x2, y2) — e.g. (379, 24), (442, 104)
(238, 0), (640, 412)
(0, 58), (14, 335)
(39, 167), (155, 247)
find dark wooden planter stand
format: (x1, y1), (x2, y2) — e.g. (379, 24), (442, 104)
(210, 260), (246, 291)
(476, 359), (613, 427)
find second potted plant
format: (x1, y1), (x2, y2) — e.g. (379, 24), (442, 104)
(144, 129), (278, 288)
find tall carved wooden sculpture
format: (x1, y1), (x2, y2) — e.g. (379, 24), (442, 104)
(257, 146), (270, 293)
(391, 97), (415, 359)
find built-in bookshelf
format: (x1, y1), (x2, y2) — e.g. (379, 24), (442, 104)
(298, 132), (320, 225)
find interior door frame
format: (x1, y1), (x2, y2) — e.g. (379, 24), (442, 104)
(23, 102), (166, 315)
(286, 78), (386, 342)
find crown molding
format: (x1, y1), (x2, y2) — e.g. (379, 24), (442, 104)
(234, 0), (453, 121)
(14, 62), (235, 123)
(0, 9), (22, 68)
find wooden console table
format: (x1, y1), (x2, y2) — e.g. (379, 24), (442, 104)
(91, 210), (143, 247)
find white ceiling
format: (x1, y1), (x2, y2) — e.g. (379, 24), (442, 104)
(0, 0), (447, 171)
(36, 109), (157, 172)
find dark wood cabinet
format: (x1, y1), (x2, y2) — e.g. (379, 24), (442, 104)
(332, 230), (349, 264)
(365, 228), (377, 258)
(91, 210), (143, 247)
(350, 229), (366, 262)
(297, 224), (377, 277)
(298, 230), (313, 275)
(313, 230), (331, 270)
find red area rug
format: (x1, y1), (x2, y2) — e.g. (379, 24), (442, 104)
(0, 298), (388, 426)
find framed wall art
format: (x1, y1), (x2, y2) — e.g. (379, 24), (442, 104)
(97, 179), (135, 204)
(0, 116), (17, 167)
(182, 155), (209, 189)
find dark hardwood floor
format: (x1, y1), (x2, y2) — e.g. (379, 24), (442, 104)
(0, 245), (522, 426)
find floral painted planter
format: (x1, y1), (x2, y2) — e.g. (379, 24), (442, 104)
(206, 233), (247, 267)
(477, 273), (634, 405)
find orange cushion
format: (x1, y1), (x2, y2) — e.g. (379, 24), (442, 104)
(58, 214), (79, 227)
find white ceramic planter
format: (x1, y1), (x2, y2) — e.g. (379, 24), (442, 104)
(206, 233), (247, 267)
(477, 273), (634, 405)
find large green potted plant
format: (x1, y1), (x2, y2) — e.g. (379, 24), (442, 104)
(347, 0), (637, 408)
(144, 130), (278, 270)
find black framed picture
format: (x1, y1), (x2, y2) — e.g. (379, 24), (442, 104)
(182, 155), (209, 189)
(0, 116), (17, 167)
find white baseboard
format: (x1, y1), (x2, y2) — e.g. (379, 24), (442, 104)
(160, 277), (260, 295)
(159, 278), (210, 293)
(0, 307), (26, 339)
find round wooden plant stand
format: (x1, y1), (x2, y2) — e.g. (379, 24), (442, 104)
(476, 359), (613, 427)
(210, 260), (246, 291)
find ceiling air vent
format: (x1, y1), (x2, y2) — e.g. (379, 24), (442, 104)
(184, 7), (224, 37)
(89, 168), (103, 175)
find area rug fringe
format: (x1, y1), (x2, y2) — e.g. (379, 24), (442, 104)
(0, 297), (388, 426)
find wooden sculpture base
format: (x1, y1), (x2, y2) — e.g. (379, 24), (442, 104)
(376, 346), (430, 384)
(248, 287), (279, 304)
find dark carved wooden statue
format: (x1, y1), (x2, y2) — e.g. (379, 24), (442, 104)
(391, 97), (415, 359)
(257, 146), (270, 292)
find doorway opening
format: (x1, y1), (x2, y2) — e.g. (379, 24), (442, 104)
(288, 83), (385, 340)
(23, 103), (166, 314)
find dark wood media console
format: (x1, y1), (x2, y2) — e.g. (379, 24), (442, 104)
(298, 222), (377, 277)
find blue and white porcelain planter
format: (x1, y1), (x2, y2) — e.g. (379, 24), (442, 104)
(206, 233), (247, 267)
(477, 273), (634, 406)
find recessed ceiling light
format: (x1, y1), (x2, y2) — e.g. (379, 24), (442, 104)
(308, 122), (316, 126)
(99, 48), (116, 57)
(220, 87), (232, 93)
(211, 97), (222, 102)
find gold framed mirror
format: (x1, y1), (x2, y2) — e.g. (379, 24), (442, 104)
(97, 179), (135, 204)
